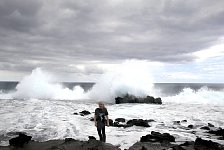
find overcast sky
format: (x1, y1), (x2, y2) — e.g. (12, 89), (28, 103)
(0, 0), (224, 82)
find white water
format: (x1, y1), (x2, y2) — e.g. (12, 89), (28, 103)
(0, 99), (224, 149)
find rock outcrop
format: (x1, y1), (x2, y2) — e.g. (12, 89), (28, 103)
(2, 134), (120, 150)
(115, 94), (162, 104)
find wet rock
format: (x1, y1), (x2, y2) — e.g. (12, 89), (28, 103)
(128, 141), (174, 150)
(200, 126), (210, 130)
(4, 136), (120, 150)
(208, 123), (215, 127)
(127, 119), (151, 127)
(9, 133), (32, 147)
(79, 110), (91, 116)
(64, 138), (76, 143)
(140, 131), (175, 143)
(181, 120), (187, 123)
(188, 125), (194, 129)
(88, 136), (96, 140)
(109, 119), (114, 126)
(115, 94), (162, 104)
(194, 137), (224, 150)
(173, 121), (180, 125)
(208, 128), (224, 138)
(115, 118), (125, 123)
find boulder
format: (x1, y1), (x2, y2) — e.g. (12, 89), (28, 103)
(109, 119), (114, 126)
(115, 118), (125, 123)
(200, 126), (210, 130)
(9, 133), (32, 147)
(188, 125), (194, 129)
(79, 110), (91, 116)
(88, 136), (96, 140)
(140, 131), (175, 143)
(127, 119), (151, 127)
(208, 123), (215, 127)
(115, 94), (162, 104)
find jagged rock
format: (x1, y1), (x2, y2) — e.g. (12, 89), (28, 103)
(9, 133), (32, 147)
(127, 119), (151, 127)
(79, 110), (91, 116)
(115, 118), (125, 123)
(115, 94), (162, 104)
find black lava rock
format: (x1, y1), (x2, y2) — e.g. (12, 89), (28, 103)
(194, 137), (224, 150)
(79, 110), (91, 116)
(188, 125), (194, 129)
(88, 136), (96, 140)
(200, 126), (210, 130)
(115, 94), (162, 104)
(9, 133), (32, 147)
(109, 119), (114, 126)
(140, 131), (175, 143)
(208, 128), (224, 138)
(127, 119), (151, 127)
(115, 118), (125, 123)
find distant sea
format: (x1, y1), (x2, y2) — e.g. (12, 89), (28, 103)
(1, 81), (224, 96)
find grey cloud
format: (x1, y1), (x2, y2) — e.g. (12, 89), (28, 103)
(0, 0), (224, 75)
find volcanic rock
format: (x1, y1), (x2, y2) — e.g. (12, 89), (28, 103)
(115, 118), (126, 123)
(79, 110), (91, 116)
(127, 119), (151, 127)
(9, 133), (32, 147)
(115, 94), (162, 104)
(140, 131), (175, 143)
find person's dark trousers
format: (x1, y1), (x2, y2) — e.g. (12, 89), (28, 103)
(97, 124), (106, 142)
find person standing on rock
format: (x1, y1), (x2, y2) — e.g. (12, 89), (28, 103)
(94, 101), (109, 142)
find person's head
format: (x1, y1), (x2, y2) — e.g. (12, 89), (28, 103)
(98, 101), (105, 109)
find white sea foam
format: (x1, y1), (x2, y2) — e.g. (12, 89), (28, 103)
(162, 87), (224, 105)
(12, 68), (87, 100)
(0, 99), (224, 149)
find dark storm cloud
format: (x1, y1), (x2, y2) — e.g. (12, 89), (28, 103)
(0, 0), (224, 74)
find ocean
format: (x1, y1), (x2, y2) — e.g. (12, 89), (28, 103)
(0, 80), (224, 149)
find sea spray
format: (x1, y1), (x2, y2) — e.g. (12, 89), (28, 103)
(88, 60), (155, 102)
(13, 68), (87, 100)
(162, 86), (224, 105)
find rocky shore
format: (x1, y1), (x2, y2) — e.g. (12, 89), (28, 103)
(1, 130), (224, 150)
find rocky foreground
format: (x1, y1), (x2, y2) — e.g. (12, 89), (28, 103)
(1, 131), (224, 150)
